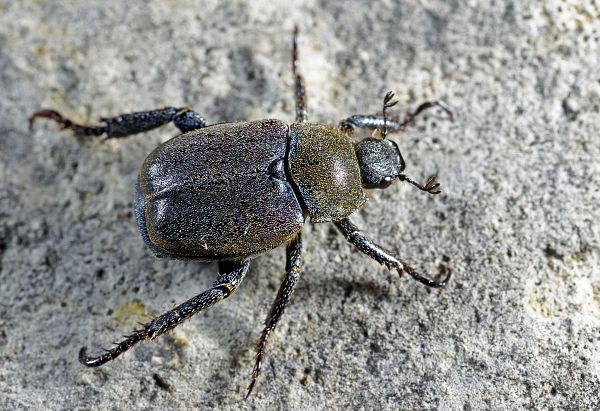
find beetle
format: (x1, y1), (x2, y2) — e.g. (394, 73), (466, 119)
(30, 26), (453, 397)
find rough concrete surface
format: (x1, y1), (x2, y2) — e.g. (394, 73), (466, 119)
(1, 1), (599, 410)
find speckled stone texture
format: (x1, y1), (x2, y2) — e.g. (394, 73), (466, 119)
(1, 1), (599, 410)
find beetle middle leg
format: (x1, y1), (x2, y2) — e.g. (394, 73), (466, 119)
(30, 106), (207, 139)
(79, 260), (249, 367)
(333, 218), (451, 288)
(247, 234), (302, 398)
(292, 26), (308, 123)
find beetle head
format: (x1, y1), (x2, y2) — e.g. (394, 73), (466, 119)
(355, 137), (406, 189)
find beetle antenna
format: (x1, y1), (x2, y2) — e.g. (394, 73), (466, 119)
(381, 91), (399, 139)
(399, 174), (441, 195)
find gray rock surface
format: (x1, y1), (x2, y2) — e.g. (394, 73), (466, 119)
(1, 1), (599, 410)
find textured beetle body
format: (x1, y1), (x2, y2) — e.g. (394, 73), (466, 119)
(134, 119), (368, 260)
(134, 119), (305, 260)
(31, 26), (452, 397)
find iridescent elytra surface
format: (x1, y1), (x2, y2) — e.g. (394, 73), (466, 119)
(135, 119), (304, 260)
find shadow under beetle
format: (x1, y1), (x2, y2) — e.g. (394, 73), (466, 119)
(30, 26), (453, 397)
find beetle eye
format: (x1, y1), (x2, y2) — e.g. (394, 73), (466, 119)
(397, 149), (406, 173)
(376, 176), (393, 189)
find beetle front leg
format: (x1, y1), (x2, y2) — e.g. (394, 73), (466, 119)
(30, 106), (207, 139)
(79, 260), (249, 367)
(338, 100), (453, 135)
(247, 234), (302, 398)
(333, 218), (451, 288)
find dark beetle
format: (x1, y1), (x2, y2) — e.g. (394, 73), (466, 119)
(30, 27), (453, 397)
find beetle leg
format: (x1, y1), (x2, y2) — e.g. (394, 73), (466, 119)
(247, 234), (302, 398)
(333, 218), (451, 288)
(79, 260), (249, 367)
(30, 106), (206, 139)
(338, 100), (453, 135)
(292, 26), (308, 123)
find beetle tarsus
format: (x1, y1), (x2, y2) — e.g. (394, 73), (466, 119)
(399, 262), (452, 288)
(246, 369), (259, 399)
(247, 235), (303, 399)
(79, 330), (147, 367)
(412, 100), (454, 122)
(29, 109), (107, 137)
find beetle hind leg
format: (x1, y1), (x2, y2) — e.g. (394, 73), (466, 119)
(79, 260), (249, 367)
(247, 234), (302, 398)
(333, 218), (451, 288)
(30, 106), (207, 139)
